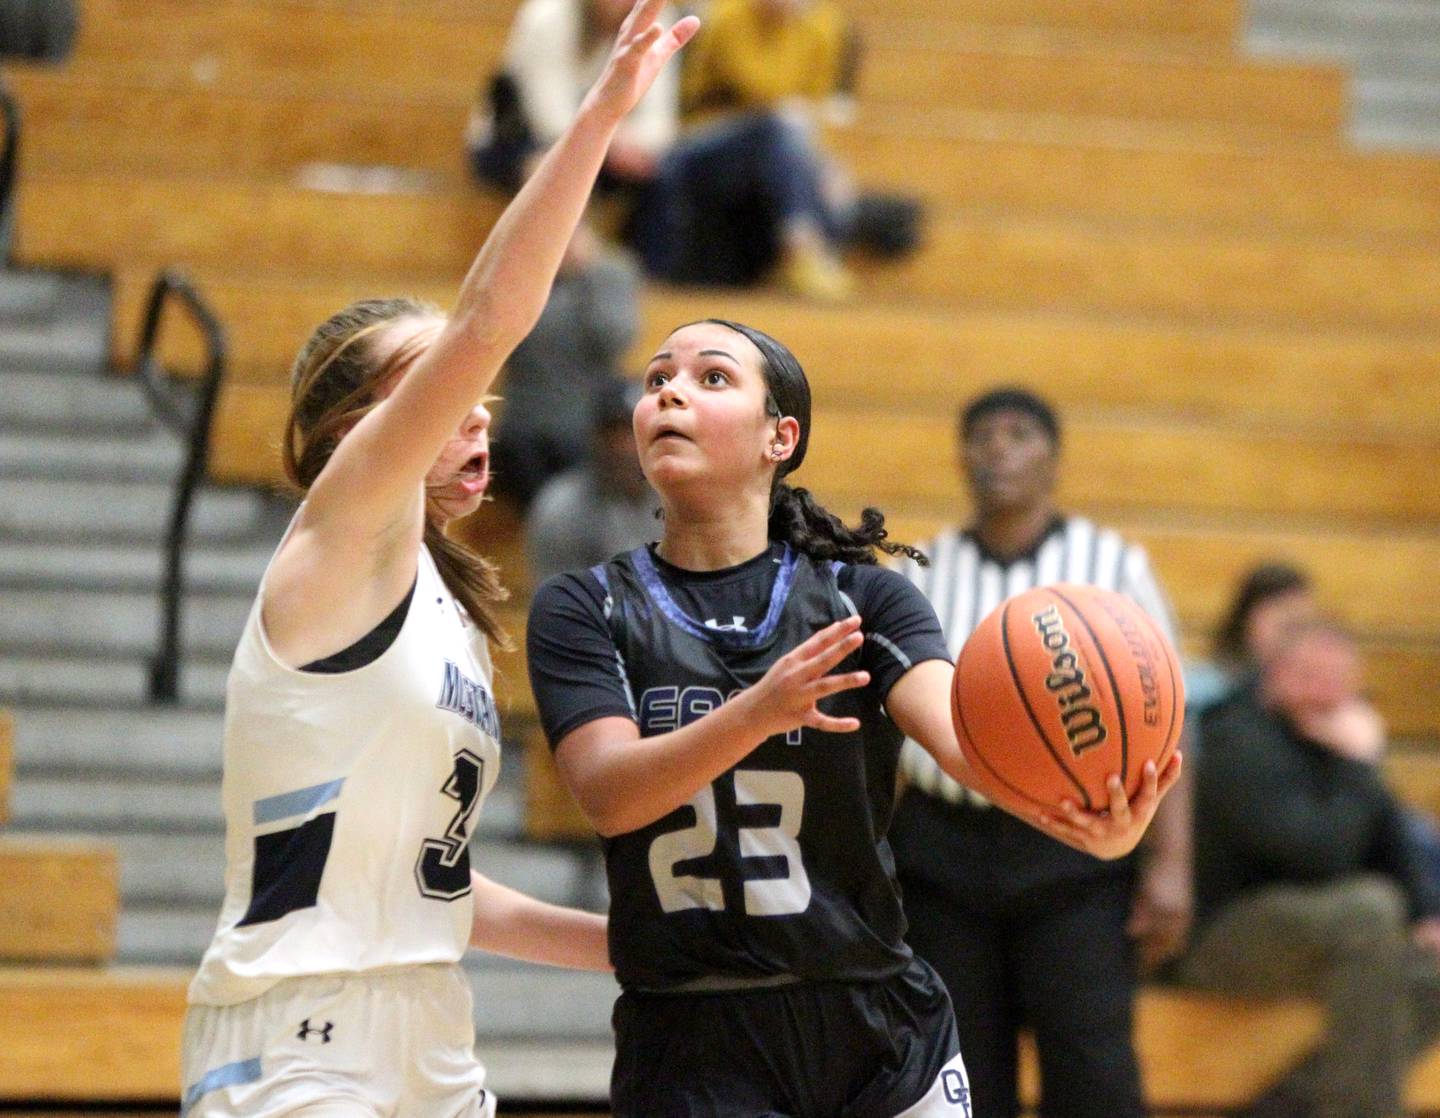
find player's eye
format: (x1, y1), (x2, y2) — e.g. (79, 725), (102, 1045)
(644, 369), (670, 389)
(702, 369), (729, 386)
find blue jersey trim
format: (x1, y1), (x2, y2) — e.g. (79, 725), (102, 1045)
(182, 1057), (262, 1115)
(252, 778), (345, 826)
(630, 544), (800, 650)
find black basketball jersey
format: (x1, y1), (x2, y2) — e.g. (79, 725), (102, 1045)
(592, 544), (919, 991)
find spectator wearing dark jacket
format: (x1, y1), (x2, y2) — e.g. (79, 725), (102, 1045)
(1179, 619), (1440, 1118)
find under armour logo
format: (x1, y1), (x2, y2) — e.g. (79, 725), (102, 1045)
(297, 1018), (334, 1044)
(942, 1070), (970, 1114)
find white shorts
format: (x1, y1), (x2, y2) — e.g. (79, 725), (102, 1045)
(895, 1051), (972, 1118)
(182, 963), (494, 1117)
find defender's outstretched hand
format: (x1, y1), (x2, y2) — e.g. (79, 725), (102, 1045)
(587, 0), (701, 122)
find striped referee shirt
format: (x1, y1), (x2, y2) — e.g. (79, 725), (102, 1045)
(893, 515), (1180, 807)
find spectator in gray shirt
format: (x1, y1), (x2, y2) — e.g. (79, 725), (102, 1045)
(526, 377), (657, 583)
(491, 227), (639, 508)
(1180, 618), (1440, 1118)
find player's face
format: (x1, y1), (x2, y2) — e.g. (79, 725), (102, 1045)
(636, 323), (777, 495)
(370, 315), (493, 523)
(962, 408), (1058, 518)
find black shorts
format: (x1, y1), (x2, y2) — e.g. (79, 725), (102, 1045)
(610, 958), (965, 1118)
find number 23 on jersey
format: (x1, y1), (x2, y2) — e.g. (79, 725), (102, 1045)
(649, 771), (811, 917)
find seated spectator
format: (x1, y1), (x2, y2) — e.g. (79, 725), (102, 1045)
(1186, 562), (1318, 715)
(1178, 618), (1440, 1118)
(467, 0), (680, 254)
(647, 0), (865, 300)
(490, 227), (640, 509)
(525, 377), (657, 583)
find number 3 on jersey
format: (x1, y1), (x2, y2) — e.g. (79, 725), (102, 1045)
(415, 749), (485, 900)
(649, 770), (811, 916)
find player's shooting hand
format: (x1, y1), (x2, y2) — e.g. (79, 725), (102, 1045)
(1034, 753), (1184, 861)
(586, 0), (700, 123)
(743, 615), (869, 740)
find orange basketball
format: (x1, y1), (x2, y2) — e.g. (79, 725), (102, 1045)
(950, 583), (1184, 816)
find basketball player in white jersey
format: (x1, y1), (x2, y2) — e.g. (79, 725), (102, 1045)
(180, 4), (699, 1114)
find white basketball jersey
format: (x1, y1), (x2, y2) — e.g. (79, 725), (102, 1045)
(189, 543), (502, 1007)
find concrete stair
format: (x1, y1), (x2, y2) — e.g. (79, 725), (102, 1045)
(0, 268), (614, 1086)
(1248, 0), (1440, 149)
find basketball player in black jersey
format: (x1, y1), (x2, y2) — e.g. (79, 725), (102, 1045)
(526, 319), (1184, 1117)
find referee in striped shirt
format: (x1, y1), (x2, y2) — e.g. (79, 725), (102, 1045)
(889, 388), (1191, 1118)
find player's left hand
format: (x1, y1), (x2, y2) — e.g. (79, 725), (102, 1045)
(1034, 753), (1183, 861)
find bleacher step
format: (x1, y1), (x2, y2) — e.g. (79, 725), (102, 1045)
(1250, 0), (1440, 56)
(0, 269), (63, 321)
(1355, 84), (1440, 151)
(0, 966), (189, 1100)
(0, 270), (109, 371)
(0, 316), (110, 373)
(8, 759), (525, 840)
(0, 652), (229, 710)
(1, 366), (156, 431)
(10, 704), (222, 772)
(0, 428), (185, 482)
(0, 586), (256, 659)
(0, 836), (119, 962)
(0, 477), (276, 540)
(0, 537), (275, 594)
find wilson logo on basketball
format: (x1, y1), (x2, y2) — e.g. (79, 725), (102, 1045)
(1031, 605), (1109, 756)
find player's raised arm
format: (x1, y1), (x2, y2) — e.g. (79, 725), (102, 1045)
(306, 0), (699, 542)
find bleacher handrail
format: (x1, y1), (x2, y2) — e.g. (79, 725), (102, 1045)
(133, 269), (228, 704)
(0, 80), (20, 261)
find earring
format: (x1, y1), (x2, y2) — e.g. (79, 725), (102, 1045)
(771, 444), (784, 460)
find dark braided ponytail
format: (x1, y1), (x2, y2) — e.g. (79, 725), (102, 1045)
(702, 319), (928, 568)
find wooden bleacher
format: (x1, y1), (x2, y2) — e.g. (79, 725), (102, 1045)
(0, 966), (188, 1101)
(76, 0), (1245, 45)
(858, 212), (1440, 327)
(0, 714), (120, 969)
(62, 0), (1335, 136)
(26, 174), (1440, 329)
(212, 376), (1434, 509)
(10, 0), (1440, 1110)
(13, 173), (501, 279)
(835, 0), (1244, 45)
(109, 276), (1440, 440)
(0, 838), (119, 963)
(855, 39), (1345, 135)
(19, 70), (1440, 238)
(306, 0), (1248, 45)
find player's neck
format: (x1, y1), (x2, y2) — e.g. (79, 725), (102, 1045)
(656, 501), (771, 573)
(972, 504), (1055, 562)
